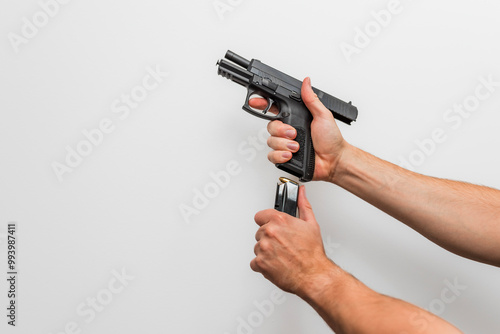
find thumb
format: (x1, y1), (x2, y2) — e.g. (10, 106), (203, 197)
(298, 186), (316, 222)
(301, 77), (335, 121)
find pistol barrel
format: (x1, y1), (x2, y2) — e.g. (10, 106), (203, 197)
(217, 59), (252, 86)
(225, 50), (251, 69)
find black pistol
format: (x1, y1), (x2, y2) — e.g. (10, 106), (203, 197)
(217, 50), (358, 182)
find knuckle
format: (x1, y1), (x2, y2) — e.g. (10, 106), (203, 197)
(263, 225), (277, 239)
(266, 136), (273, 147)
(266, 121), (272, 133)
(259, 240), (271, 253)
(250, 258), (259, 272)
(254, 211), (262, 224)
(303, 92), (320, 104)
(254, 257), (266, 270)
(268, 151), (281, 163)
(267, 136), (286, 150)
(274, 212), (287, 225)
(267, 120), (281, 135)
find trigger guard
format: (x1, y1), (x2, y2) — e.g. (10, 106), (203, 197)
(243, 90), (284, 121)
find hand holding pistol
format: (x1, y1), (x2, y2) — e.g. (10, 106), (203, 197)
(217, 50), (358, 182)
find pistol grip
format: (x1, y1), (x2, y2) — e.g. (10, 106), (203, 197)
(276, 103), (315, 182)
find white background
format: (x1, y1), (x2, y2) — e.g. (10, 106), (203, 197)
(1, 0), (500, 333)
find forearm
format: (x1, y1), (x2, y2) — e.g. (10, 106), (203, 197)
(300, 263), (461, 334)
(332, 143), (500, 266)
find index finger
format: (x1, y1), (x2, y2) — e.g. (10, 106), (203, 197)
(254, 209), (278, 227)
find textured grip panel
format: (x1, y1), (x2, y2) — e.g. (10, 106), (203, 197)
(308, 134), (315, 177)
(291, 128), (306, 168)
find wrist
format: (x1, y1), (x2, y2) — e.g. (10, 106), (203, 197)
(328, 142), (355, 185)
(296, 259), (348, 303)
(299, 261), (378, 333)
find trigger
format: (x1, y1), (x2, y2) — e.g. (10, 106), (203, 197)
(262, 97), (275, 114)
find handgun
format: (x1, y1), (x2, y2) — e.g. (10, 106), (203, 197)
(274, 177), (299, 217)
(217, 50), (358, 182)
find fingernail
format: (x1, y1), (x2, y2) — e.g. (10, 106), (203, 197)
(287, 142), (299, 151)
(282, 151), (292, 159)
(308, 77), (312, 89)
(285, 129), (296, 139)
